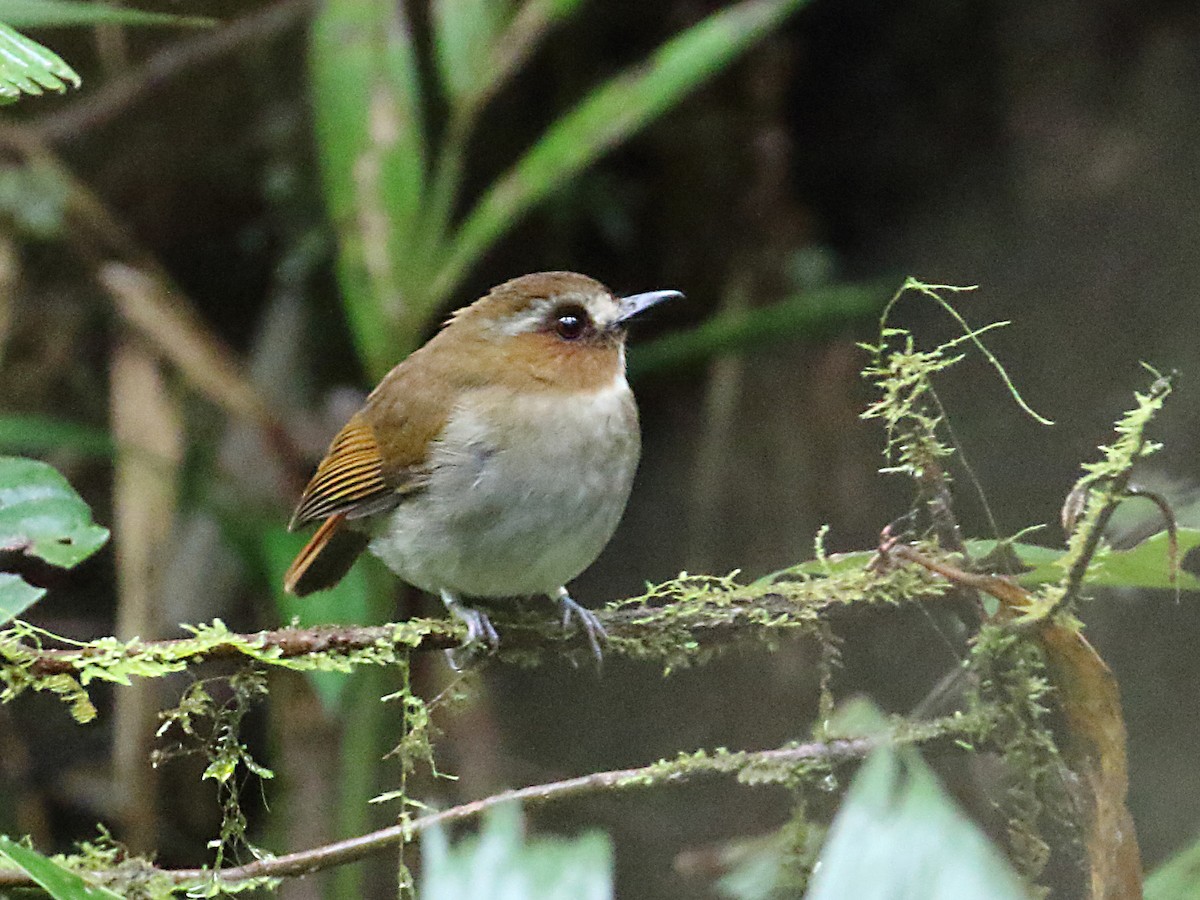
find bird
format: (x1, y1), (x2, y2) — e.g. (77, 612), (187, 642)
(283, 271), (681, 659)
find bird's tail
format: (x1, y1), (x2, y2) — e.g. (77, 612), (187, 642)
(283, 512), (369, 596)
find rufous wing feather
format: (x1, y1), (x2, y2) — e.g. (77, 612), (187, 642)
(285, 412), (432, 594)
(286, 371), (446, 594)
(289, 418), (398, 528)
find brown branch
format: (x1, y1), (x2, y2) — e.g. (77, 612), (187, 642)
(1121, 486), (1180, 596)
(18, 621), (450, 678)
(0, 736), (883, 890)
(11, 588), (852, 680)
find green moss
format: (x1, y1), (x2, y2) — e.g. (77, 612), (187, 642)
(967, 624), (1072, 886)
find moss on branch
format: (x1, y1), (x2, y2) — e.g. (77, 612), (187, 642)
(0, 561), (949, 723)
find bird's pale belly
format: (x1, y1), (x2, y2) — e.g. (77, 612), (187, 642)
(367, 381), (639, 598)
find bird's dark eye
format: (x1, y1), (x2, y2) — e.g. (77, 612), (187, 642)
(553, 306), (589, 340)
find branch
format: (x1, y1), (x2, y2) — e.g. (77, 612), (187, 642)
(0, 733), (932, 890)
(0, 562), (970, 892)
(4, 569), (950, 689)
(1058, 371), (1174, 612)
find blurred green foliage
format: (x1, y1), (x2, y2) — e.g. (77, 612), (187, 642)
(420, 802), (612, 900)
(1147, 831), (1200, 900)
(802, 741), (1027, 900)
(309, 0), (811, 378)
(0, 414), (113, 457)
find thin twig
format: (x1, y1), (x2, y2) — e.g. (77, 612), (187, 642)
(1121, 486), (1180, 598)
(0, 736), (887, 889)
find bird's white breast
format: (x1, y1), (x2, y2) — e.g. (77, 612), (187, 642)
(367, 374), (640, 598)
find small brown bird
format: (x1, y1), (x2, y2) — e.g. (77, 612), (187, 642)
(284, 271), (680, 656)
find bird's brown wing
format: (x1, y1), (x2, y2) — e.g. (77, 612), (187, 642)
(287, 415), (424, 528)
(288, 347), (465, 528)
(284, 344), (460, 595)
(283, 411), (434, 596)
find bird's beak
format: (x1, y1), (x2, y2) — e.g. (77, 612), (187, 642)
(613, 289), (683, 327)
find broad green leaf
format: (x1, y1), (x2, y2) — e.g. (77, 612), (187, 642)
(310, 0), (428, 377)
(261, 525), (373, 711)
(0, 21), (78, 103)
(1146, 830), (1200, 900)
(805, 744), (1026, 900)
(0, 572), (43, 624)
(1066, 528), (1200, 590)
(0, 456), (109, 568)
(966, 528), (1200, 591)
(0, 0), (212, 27)
(434, 0), (810, 300)
(421, 802), (612, 900)
(0, 414), (113, 458)
(0, 835), (122, 899)
(431, 0), (509, 104)
(789, 528), (1200, 593)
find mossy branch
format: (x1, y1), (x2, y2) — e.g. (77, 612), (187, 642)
(0, 717), (980, 893)
(1052, 367), (1175, 615)
(0, 565), (950, 722)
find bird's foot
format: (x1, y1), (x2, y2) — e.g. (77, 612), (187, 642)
(441, 590), (498, 670)
(554, 587), (607, 663)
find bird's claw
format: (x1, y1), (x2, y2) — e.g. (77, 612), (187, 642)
(442, 591), (498, 671)
(556, 589), (607, 663)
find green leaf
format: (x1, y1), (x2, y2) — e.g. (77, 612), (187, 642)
(0, 572), (44, 624)
(805, 744), (1026, 900)
(421, 802), (613, 900)
(0, 456), (109, 568)
(0, 0), (213, 27)
(966, 528), (1200, 591)
(1146, 830), (1200, 900)
(434, 0), (810, 300)
(0, 835), (123, 899)
(0, 21), (79, 103)
(1071, 528), (1200, 590)
(0, 456), (107, 623)
(260, 525), (373, 711)
(310, 0), (428, 377)
(0, 414), (114, 457)
(790, 528), (1200, 593)
(431, 0), (509, 104)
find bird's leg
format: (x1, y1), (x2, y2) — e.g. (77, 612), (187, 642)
(553, 586), (607, 661)
(441, 589), (498, 669)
